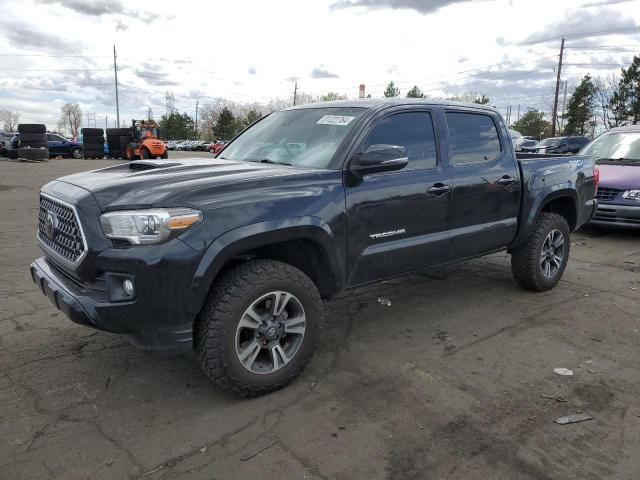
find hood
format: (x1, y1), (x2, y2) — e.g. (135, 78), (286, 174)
(597, 163), (640, 190)
(52, 158), (336, 210)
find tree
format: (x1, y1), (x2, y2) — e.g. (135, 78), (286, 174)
(159, 112), (195, 139)
(384, 81), (400, 97)
(406, 86), (425, 98)
(321, 92), (347, 102)
(563, 74), (596, 136)
(473, 95), (490, 105)
(593, 74), (620, 129)
(59, 103), (82, 137)
(0, 109), (20, 131)
(511, 109), (551, 138)
(446, 92), (490, 104)
(214, 107), (236, 140)
(610, 55), (640, 125)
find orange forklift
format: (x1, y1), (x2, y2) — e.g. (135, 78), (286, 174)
(125, 119), (168, 160)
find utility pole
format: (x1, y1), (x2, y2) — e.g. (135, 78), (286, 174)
(105, 115), (108, 131)
(517, 104), (521, 122)
(551, 37), (565, 137)
(194, 100), (199, 139)
(113, 45), (120, 128)
(560, 80), (568, 132)
(148, 107), (152, 121)
(506, 103), (511, 127)
(293, 82), (298, 106)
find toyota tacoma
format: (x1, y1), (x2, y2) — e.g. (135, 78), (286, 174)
(30, 99), (598, 397)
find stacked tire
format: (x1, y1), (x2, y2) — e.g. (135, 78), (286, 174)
(17, 124), (48, 162)
(106, 128), (130, 159)
(82, 128), (104, 159)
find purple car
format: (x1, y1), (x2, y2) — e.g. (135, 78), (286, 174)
(581, 125), (640, 228)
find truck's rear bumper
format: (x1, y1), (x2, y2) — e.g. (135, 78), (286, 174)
(589, 203), (640, 229)
(30, 257), (193, 351)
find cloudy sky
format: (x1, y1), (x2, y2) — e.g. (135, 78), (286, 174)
(0, 0), (639, 128)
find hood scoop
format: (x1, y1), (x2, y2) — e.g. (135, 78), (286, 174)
(128, 160), (182, 171)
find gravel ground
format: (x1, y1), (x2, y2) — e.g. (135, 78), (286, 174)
(1, 157), (639, 479)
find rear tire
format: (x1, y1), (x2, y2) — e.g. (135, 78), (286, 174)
(511, 212), (571, 291)
(195, 259), (322, 398)
(18, 124), (46, 134)
(161, 150), (169, 159)
(140, 148), (150, 159)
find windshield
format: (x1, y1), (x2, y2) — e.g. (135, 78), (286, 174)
(536, 138), (561, 147)
(580, 131), (640, 163)
(220, 107), (365, 169)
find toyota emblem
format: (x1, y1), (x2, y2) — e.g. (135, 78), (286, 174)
(44, 212), (58, 240)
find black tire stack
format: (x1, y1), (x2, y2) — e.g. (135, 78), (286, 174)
(106, 128), (131, 159)
(82, 128), (105, 159)
(17, 124), (48, 162)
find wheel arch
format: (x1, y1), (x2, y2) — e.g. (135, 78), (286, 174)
(188, 217), (345, 316)
(510, 187), (579, 251)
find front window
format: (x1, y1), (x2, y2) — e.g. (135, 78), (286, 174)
(580, 131), (640, 163)
(220, 107), (365, 169)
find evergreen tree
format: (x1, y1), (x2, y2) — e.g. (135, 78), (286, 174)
(511, 109), (551, 138)
(214, 107), (236, 140)
(159, 112), (194, 139)
(564, 74), (596, 136)
(384, 81), (400, 97)
(406, 86), (425, 98)
(610, 55), (640, 125)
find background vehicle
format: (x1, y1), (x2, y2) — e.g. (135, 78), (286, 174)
(124, 119), (168, 160)
(8, 132), (82, 158)
(522, 136), (590, 154)
(0, 130), (16, 155)
(581, 125), (640, 228)
(515, 139), (537, 152)
(208, 140), (228, 154)
(176, 140), (192, 150)
(30, 99), (597, 398)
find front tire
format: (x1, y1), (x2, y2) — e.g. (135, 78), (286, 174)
(71, 148), (82, 159)
(511, 212), (571, 291)
(195, 259), (322, 398)
(140, 148), (150, 159)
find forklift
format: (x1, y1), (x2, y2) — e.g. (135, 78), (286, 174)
(125, 119), (168, 160)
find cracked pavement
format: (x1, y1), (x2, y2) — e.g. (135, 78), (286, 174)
(1, 157), (640, 479)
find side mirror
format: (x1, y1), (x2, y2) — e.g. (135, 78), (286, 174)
(350, 144), (408, 176)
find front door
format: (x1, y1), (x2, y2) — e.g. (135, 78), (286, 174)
(47, 134), (62, 155)
(345, 109), (453, 286)
(444, 110), (521, 260)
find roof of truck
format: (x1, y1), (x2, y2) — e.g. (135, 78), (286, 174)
(286, 98), (498, 112)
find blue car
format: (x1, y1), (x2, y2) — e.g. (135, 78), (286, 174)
(11, 133), (83, 159)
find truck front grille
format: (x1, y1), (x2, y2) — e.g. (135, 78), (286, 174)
(595, 187), (623, 202)
(37, 194), (86, 266)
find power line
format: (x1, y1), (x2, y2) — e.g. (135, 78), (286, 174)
(0, 68), (111, 72)
(0, 53), (111, 58)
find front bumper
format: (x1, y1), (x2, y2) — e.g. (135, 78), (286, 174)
(30, 255), (195, 351)
(590, 202), (640, 229)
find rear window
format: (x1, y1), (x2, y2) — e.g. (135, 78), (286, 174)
(446, 112), (501, 165)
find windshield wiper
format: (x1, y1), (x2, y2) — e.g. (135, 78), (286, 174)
(249, 159), (292, 166)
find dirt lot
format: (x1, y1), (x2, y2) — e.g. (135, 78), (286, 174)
(1, 157), (639, 480)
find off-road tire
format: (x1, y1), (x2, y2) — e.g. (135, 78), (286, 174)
(81, 128), (104, 136)
(18, 133), (46, 143)
(18, 148), (48, 161)
(140, 148), (150, 159)
(70, 148), (82, 159)
(161, 150), (169, 159)
(20, 141), (48, 149)
(195, 259), (323, 398)
(18, 124), (46, 134)
(511, 212), (570, 291)
(106, 128), (130, 136)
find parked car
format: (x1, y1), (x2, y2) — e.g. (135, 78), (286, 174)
(581, 125), (640, 228)
(515, 139), (537, 152)
(176, 141), (193, 151)
(166, 141), (178, 151)
(0, 130), (16, 155)
(30, 99), (597, 398)
(193, 140), (208, 151)
(208, 140), (228, 155)
(522, 136), (590, 154)
(8, 133), (83, 159)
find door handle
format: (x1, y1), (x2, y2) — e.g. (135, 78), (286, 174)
(496, 176), (516, 186)
(426, 183), (451, 196)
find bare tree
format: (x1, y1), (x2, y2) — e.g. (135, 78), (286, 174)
(59, 103), (82, 137)
(593, 73), (621, 130)
(0, 109), (20, 132)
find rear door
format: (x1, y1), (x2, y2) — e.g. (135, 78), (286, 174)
(444, 110), (521, 260)
(345, 107), (453, 285)
(47, 134), (62, 155)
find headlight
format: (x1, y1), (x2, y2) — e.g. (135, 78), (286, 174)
(623, 190), (640, 201)
(100, 208), (202, 245)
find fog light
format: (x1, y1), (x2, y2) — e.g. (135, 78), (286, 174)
(122, 279), (135, 297)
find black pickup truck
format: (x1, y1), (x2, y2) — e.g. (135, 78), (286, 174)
(30, 100), (598, 397)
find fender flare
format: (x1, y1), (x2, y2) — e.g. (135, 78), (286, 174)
(187, 216), (344, 314)
(510, 185), (579, 250)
